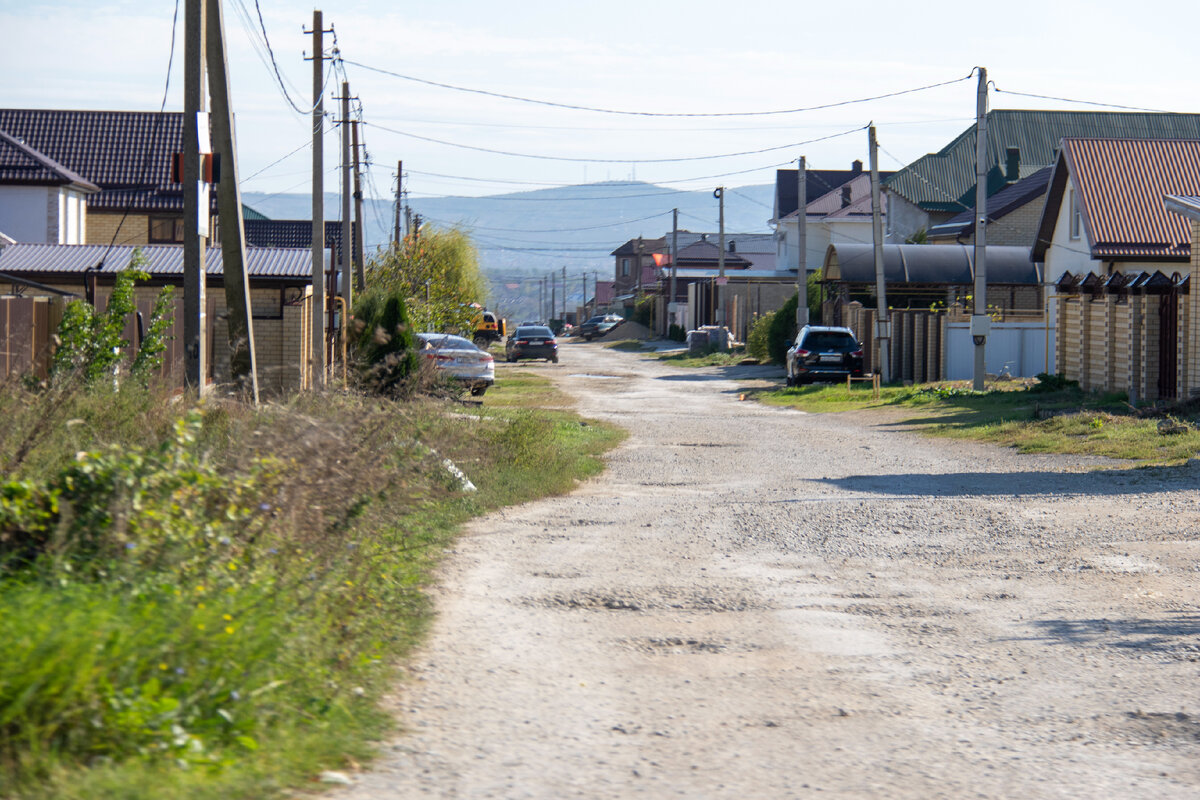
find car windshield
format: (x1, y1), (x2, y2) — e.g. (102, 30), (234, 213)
(585, 316), (605, 325)
(515, 327), (553, 338)
(419, 334), (477, 351)
(802, 332), (858, 351)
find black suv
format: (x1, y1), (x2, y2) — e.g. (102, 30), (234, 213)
(785, 325), (864, 385)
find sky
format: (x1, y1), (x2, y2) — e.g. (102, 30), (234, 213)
(4, 0), (1200, 213)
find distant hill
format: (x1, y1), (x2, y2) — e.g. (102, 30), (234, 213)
(242, 180), (777, 319)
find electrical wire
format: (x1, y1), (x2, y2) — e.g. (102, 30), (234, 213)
(876, 142), (971, 212)
(991, 85), (1176, 114)
(240, 139), (310, 184)
(419, 210), (672, 234)
(367, 122), (866, 164)
(342, 59), (973, 118)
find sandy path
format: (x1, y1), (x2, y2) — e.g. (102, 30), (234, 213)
(330, 342), (1200, 799)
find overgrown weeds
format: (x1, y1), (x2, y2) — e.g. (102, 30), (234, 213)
(0, 373), (621, 798)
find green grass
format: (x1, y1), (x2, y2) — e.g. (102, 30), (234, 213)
(756, 378), (1200, 465)
(603, 339), (649, 352)
(484, 370), (573, 408)
(0, 375), (623, 799)
(653, 348), (746, 367)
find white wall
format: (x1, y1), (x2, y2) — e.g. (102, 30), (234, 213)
(944, 321), (1051, 379)
(0, 186), (52, 243)
(776, 215), (871, 272)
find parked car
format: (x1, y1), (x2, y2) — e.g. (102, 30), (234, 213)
(785, 325), (864, 386)
(505, 325), (559, 363)
(416, 332), (495, 396)
(578, 314), (623, 341)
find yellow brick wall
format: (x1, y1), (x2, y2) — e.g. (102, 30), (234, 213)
(86, 213), (152, 246)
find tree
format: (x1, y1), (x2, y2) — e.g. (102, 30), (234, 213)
(348, 288), (418, 396)
(364, 225), (486, 334)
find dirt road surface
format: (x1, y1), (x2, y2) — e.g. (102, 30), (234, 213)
(332, 342), (1200, 799)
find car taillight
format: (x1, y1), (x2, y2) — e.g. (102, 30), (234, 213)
(481, 353), (493, 363)
(795, 349), (810, 357)
(850, 349), (863, 358)
(435, 354), (453, 362)
(547, 339), (557, 346)
(517, 339), (529, 345)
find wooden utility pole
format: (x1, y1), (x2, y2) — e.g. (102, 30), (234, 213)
(670, 207), (678, 332)
(205, 0), (258, 402)
(972, 66), (990, 391)
(393, 159), (403, 247)
(351, 121), (365, 291)
(869, 125), (890, 383)
(339, 80), (352, 317)
(183, 0), (207, 392)
(715, 186), (725, 325)
(307, 10), (327, 388)
(796, 156), (808, 329)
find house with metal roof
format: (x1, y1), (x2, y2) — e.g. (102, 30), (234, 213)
(884, 110), (1200, 244)
(0, 109), (267, 249)
(1034, 138), (1200, 401)
(0, 130), (98, 245)
(927, 166), (1053, 247)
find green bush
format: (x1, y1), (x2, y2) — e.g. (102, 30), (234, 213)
(667, 324), (686, 342)
(1030, 372), (1079, 393)
(767, 293), (799, 365)
(349, 288), (419, 395)
(746, 311), (775, 361)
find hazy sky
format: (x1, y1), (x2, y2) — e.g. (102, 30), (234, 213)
(4, 0), (1198, 209)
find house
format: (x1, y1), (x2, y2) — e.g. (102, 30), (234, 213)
(1033, 137), (1200, 400)
(0, 109), (267, 248)
(770, 162), (893, 270)
(0, 130), (98, 244)
(884, 110), (1200, 244)
(927, 166), (1053, 247)
(610, 235), (667, 299)
(0, 242), (319, 393)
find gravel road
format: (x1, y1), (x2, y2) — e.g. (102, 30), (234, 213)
(331, 341), (1200, 799)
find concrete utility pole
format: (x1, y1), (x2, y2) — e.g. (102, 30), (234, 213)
(635, 236), (644, 295)
(715, 186), (726, 325)
(580, 271), (586, 321)
(307, 10), (327, 388)
(205, 0), (258, 402)
(550, 272), (556, 321)
(352, 121), (365, 291)
(539, 276), (545, 322)
(183, 0), (207, 392)
(796, 156), (808, 329)
(393, 159), (403, 247)
(670, 207), (678, 332)
(562, 265), (567, 320)
(869, 125), (891, 383)
(339, 81), (352, 321)
(972, 66), (990, 391)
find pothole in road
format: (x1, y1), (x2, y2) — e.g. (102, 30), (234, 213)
(568, 373), (622, 379)
(531, 571), (584, 580)
(525, 587), (769, 613)
(616, 636), (758, 655)
(1117, 711), (1200, 745)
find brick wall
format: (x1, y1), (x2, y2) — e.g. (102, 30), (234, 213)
(86, 212), (151, 246)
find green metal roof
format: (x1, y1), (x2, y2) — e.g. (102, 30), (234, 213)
(242, 203), (269, 221)
(883, 110), (1200, 212)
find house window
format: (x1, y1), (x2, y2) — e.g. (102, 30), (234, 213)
(149, 216), (185, 243)
(621, 258), (630, 276)
(1069, 190), (1081, 240)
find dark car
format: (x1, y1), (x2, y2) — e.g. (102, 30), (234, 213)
(505, 325), (559, 363)
(785, 325), (864, 385)
(578, 314), (623, 341)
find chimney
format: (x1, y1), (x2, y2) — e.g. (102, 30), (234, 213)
(700, 233), (708, 242)
(851, 159), (863, 175)
(728, 240), (736, 253)
(1006, 147), (1020, 183)
(841, 185), (852, 208)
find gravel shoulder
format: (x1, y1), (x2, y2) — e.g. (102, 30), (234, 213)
(331, 341), (1200, 799)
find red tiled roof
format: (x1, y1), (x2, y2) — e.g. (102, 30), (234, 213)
(1066, 138), (1200, 259)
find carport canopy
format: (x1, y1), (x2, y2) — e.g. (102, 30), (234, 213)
(822, 243), (1041, 286)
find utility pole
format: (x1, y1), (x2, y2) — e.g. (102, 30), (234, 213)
(339, 80), (352, 321)
(393, 159), (402, 247)
(351, 120), (365, 291)
(715, 187), (725, 325)
(550, 272), (556, 322)
(183, 0), (207, 392)
(670, 208), (678, 333)
(580, 271), (586, 322)
(205, 0), (258, 402)
(869, 125), (891, 383)
(539, 276), (545, 322)
(972, 66), (990, 391)
(796, 156), (808, 329)
(306, 10), (327, 388)
(635, 236), (644, 295)
(562, 265), (567, 321)
(404, 205), (412, 239)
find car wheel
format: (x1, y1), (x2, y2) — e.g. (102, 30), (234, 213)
(470, 385), (487, 397)
(506, 354), (516, 362)
(584, 335), (592, 341)
(785, 374), (794, 387)
(551, 354), (559, 363)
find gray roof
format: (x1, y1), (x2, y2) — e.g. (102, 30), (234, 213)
(1164, 194), (1200, 221)
(0, 243), (317, 281)
(0, 130), (98, 192)
(823, 243), (1041, 285)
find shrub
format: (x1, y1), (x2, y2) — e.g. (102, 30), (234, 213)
(1030, 372), (1079, 393)
(746, 311), (775, 361)
(349, 288), (419, 395)
(767, 292), (799, 365)
(667, 324), (686, 342)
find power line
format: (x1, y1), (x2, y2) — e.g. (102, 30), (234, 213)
(342, 59), (973, 118)
(367, 122), (866, 164)
(420, 210), (673, 234)
(990, 85), (1176, 114)
(240, 139), (310, 184)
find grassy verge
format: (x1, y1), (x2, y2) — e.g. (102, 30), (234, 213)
(653, 348), (746, 368)
(603, 340), (649, 352)
(755, 378), (1200, 465)
(0, 374), (622, 799)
